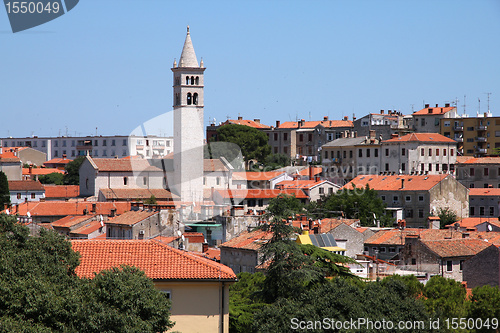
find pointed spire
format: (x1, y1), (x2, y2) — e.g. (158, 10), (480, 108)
(173, 58), (177, 67)
(179, 25), (199, 67)
(200, 57), (204, 68)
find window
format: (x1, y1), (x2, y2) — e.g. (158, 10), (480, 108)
(283, 133), (288, 141)
(446, 261), (453, 272)
(470, 168), (475, 176)
(405, 208), (413, 218)
(349, 150), (353, 158)
(418, 209), (424, 218)
(484, 168), (489, 176)
(123, 139), (127, 146)
(429, 148), (432, 156)
(466, 138), (474, 142)
(111, 139), (116, 146)
(420, 118), (425, 127)
(459, 260), (464, 271)
(451, 149), (454, 156)
(428, 164), (432, 172)
(402, 163), (406, 171)
(405, 195), (411, 202)
(359, 150), (362, 158)
(418, 195), (424, 201)
(216, 177), (220, 186)
(62, 140), (66, 147)
(421, 163), (424, 172)
(102, 140), (107, 146)
(470, 183), (475, 188)
(193, 93), (198, 105)
(490, 206), (495, 216)
(17, 193), (21, 199)
(467, 127), (474, 131)
(436, 164), (439, 172)
(381, 195), (386, 201)
(319, 187), (324, 194)
(31, 193), (35, 199)
(123, 177), (128, 186)
(411, 258), (417, 265)
(366, 149), (370, 158)
(385, 163), (389, 171)
(421, 148), (424, 156)
(470, 207), (475, 216)
(402, 148), (406, 156)
(187, 92), (192, 105)
(380, 247), (386, 253)
(343, 151), (346, 159)
(143, 177), (147, 186)
(54, 141), (58, 147)
(54, 151), (59, 157)
(436, 148), (439, 156)
(479, 206), (485, 216)
(102, 150), (107, 156)
(385, 149), (389, 157)
(443, 149), (447, 156)
(299, 134), (303, 142)
(393, 195), (399, 202)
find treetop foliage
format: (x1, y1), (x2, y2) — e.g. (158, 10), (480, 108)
(213, 124), (271, 163)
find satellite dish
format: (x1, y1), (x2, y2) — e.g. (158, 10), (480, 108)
(177, 230), (182, 237)
(5, 209), (9, 215)
(27, 212), (31, 218)
(181, 235), (185, 242)
(487, 225), (493, 232)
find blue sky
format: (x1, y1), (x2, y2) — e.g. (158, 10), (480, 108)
(1, 0), (500, 138)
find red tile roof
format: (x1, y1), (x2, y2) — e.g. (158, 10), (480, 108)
(421, 238), (491, 258)
(99, 188), (178, 201)
(204, 248), (221, 261)
(448, 217), (500, 229)
(278, 120), (353, 129)
(106, 210), (158, 226)
(456, 156), (476, 164)
(70, 220), (104, 236)
(298, 167), (323, 177)
(276, 180), (332, 190)
(92, 158), (162, 172)
(22, 168), (64, 175)
(71, 239), (237, 281)
(412, 106), (455, 115)
(222, 119), (271, 129)
(469, 188), (500, 196)
(383, 133), (456, 143)
(204, 159), (227, 172)
(214, 188), (308, 200)
(220, 229), (273, 250)
(44, 185), (79, 198)
(44, 157), (72, 166)
(342, 174), (449, 192)
(232, 171), (287, 181)
(8, 180), (45, 191)
(0, 151), (21, 163)
(153, 235), (180, 245)
(52, 215), (96, 228)
(458, 157), (500, 165)
(184, 232), (206, 243)
(8, 201), (131, 217)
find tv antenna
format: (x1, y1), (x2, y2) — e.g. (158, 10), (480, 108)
(462, 95), (466, 115)
(485, 92), (492, 112)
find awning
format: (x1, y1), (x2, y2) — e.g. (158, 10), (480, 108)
(184, 223), (222, 228)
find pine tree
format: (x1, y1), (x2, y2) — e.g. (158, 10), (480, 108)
(0, 171), (10, 208)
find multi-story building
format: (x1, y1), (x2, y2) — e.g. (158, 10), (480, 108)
(382, 133), (458, 175)
(412, 103), (459, 133)
(439, 111), (499, 157)
(0, 135), (173, 160)
(265, 117), (353, 164)
(468, 188), (500, 218)
(456, 157), (500, 188)
(353, 109), (411, 140)
(343, 174), (469, 228)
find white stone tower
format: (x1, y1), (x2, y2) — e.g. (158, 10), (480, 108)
(172, 26), (205, 203)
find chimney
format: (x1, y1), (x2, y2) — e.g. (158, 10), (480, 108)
(428, 108), (433, 114)
(445, 103), (450, 107)
(343, 116), (348, 121)
(425, 104), (429, 108)
(462, 233), (470, 239)
(353, 116), (356, 121)
(309, 165), (314, 180)
(391, 133), (398, 139)
(323, 116), (328, 121)
(435, 104), (438, 107)
(315, 176), (320, 182)
(29, 165), (32, 175)
(62, 154), (67, 160)
(254, 119), (260, 124)
(300, 119), (305, 127)
(380, 110), (384, 114)
(276, 120), (280, 127)
(388, 109), (392, 115)
(202, 242), (209, 253)
(238, 116), (243, 120)
(401, 179), (405, 189)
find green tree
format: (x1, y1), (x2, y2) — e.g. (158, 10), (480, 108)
(0, 172), (10, 208)
(144, 195), (157, 205)
(437, 207), (458, 229)
(468, 285), (500, 332)
(63, 156), (85, 185)
(213, 124), (271, 164)
(423, 275), (469, 321)
(260, 153), (290, 171)
(312, 185), (393, 227)
(0, 214), (174, 332)
(266, 193), (304, 219)
(38, 172), (64, 185)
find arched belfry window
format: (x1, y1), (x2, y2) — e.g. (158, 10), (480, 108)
(186, 76), (190, 85)
(195, 76), (199, 85)
(191, 76), (195, 85)
(187, 93), (192, 105)
(193, 93), (198, 105)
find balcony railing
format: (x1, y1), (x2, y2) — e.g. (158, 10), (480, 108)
(476, 125), (488, 131)
(476, 148), (487, 154)
(453, 126), (463, 131)
(454, 137), (463, 142)
(476, 137), (487, 142)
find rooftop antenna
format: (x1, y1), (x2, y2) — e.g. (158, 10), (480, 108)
(478, 98), (481, 114)
(96, 127), (98, 136)
(485, 92), (492, 112)
(309, 111), (311, 121)
(462, 95), (466, 115)
(410, 104), (414, 113)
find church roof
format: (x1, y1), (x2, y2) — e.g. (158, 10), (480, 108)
(179, 26), (199, 67)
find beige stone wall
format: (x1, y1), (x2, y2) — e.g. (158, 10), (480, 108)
(154, 281), (231, 333)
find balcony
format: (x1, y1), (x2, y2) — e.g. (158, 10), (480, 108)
(476, 137), (487, 142)
(476, 148), (487, 154)
(476, 125), (488, 131)
(453, 126), (463, 131)
(454, 137), (463, 142)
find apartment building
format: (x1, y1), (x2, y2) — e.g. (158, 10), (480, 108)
(456, 157), (500, 188)
(412, 103), (459, 133)
(353, 110), (411, 140)
(439, 111), (499, 157)
(1, 135), (173, 160)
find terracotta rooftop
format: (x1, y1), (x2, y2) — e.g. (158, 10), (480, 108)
(448, 217), (500, 230)
(92, 158), (162, 172)
(298, 166), (323, 177)
(232, 171), (288, 181)
(214, 188), (308, 200)
(421, 238), (491, 258)
(220, 229), (273, 250)
(153, 235), (180, 245)
(365, 228), (500, 246)
(456, 156), (476, 164)
(220, 119), (271, 129)
(8, 180), (45, 191)
(71, 239), (237, 281)
(22, 168), (65, 175)
(204, 159), (228, 172)
(276, 179), (335, 190)
(184, 232), (205, 243)
(383, 133), (456, 144)
(44, 185), (80, 198)
(99, 188), (178, 201)
(469, 188), (500, 196)
(70, 220), (104, 236)
(277, 120), (353, 129)
(0, 151), (21, 163)
(7, 201), (131, 217)
(342, 174), (449, 192)
(412, 106), (455, 115)
(52, 215), (96, 229)
(458, 157), (500, 165)
(44, 157), (72, 165)
(105, 210), (158, 226)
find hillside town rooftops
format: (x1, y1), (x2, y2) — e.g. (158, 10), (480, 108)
(342, 174), (449, 192)
(383, 133), (456, 143)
